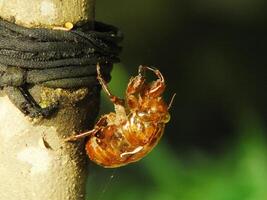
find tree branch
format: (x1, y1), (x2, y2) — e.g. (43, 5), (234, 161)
(0, 0), (96, 199)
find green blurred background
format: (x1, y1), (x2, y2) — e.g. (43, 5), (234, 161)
(86, 1), (267, 200)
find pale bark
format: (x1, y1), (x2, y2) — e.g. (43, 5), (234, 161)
(0, 0), (96, 199)
(0, 0), (95, 28)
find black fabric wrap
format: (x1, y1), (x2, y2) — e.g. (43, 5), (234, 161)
(0, 19), (123, 88)
(0, 18), (122, 117)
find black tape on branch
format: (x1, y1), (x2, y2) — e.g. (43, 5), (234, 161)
(0, 19), (122, 86)
(0, 18), (123, 117)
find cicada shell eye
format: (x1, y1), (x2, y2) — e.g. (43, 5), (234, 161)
(162, 112), (171, 123)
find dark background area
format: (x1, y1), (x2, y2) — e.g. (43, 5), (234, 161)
(86, 1), (267, 200)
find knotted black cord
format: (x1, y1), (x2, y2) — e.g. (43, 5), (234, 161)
(0, 18), (123, 117)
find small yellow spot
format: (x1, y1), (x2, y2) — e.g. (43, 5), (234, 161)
(65, 22), (74, 30)
(52, 22), (74, 31)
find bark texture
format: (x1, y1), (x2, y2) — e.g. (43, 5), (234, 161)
(0, 0), (95, 28)
(0, 0), (96, 199)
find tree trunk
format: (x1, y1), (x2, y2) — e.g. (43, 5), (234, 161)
(0, 1), (96, 199)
